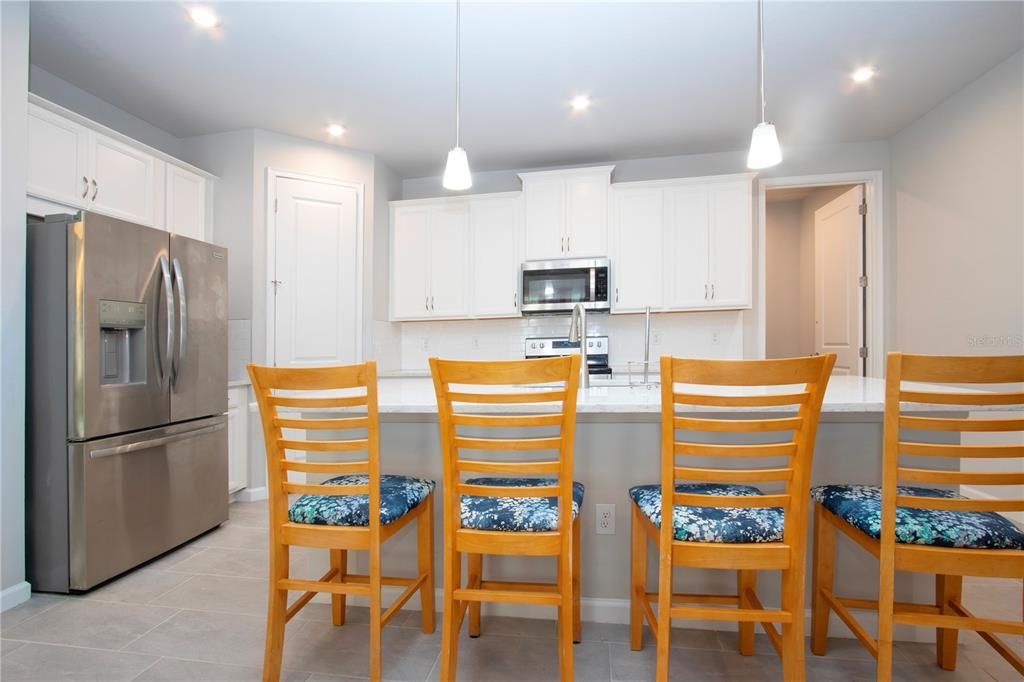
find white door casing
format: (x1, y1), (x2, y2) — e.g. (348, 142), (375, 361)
(814, 185), (864, 375)
(271, 174), (362, 367)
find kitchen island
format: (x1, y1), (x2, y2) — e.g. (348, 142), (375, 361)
(308, 375), (966, 642)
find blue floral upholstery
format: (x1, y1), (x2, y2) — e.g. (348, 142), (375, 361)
(812, 484), (1024, 550)
(460, 478), (584, 532)
(288, 474), (435, 526)
(629, 483), (785, 543)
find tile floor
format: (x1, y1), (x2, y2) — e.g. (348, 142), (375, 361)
(2, 500), (1021, 681)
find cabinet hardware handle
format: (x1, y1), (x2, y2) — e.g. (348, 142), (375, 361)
(704, 284), (708, 300)
(91, 179), (98, 201)
(513, 292), (517, 308)
(567, 236), (571, 252)
(615, 287), (619, 303)
(560, 237), (565, 252)
(425, 296), (429, 311)
(430, 296), (435, 311)
(81, 176), (89, 198)
(711, 283), (715, 299)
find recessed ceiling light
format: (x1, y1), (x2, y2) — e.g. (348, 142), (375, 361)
(851, 66), (877, 83)
(327, 124), (345, 137)
(570, 94), (592, 112)
(188, 6), (220, 29)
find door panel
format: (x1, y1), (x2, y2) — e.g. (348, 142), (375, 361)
(523, 177), (566, 260)
(470, 197), (521, 317)
(566, 174), (608, 257)
(429, 204), (471, 318)
(91, 133), (158, 226)
(27, 105), (90, 208)
(169, 234), (228, 422)
(664, 187), (709, 309)
(73, 213), (170, 440)
(69, 416), (227, 590)
(391, 206), (431, 320)
(815, 186), (864, 375)
(612, 187), (663, 312)
(274, 177), (361, 367)
(166, 165), (207, 240)
(708, 183), (752, 307)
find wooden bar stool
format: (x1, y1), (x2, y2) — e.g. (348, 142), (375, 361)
(810, 353), (1024, 680)
(630, 354), (835, 682)
(429, 355), (582, 682)
(248, 361), (436, 682)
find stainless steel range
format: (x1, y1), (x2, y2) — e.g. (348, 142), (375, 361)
(524, 335), (612, 376)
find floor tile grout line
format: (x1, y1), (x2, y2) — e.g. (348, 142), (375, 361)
(143, 574), (197, 605)
(0, 595), (66, 632)
(128, 654), (165, 681)
(117, 607), (182, 652)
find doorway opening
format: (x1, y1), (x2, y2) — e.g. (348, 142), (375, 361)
(765, 183), (867, 376)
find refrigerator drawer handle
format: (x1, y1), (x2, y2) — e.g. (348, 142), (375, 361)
(171, 257), (187, 386)
(158, 255), (175, 387)
(89, 423), (225, 459)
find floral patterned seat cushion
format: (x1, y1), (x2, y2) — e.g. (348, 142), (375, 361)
(629, 483), (785, 543)
(460, 478), (585, 532)
(288, 474), (435, 526)
(812, 484), (1024, 549)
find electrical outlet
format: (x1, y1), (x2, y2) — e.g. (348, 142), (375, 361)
(711, 330), (721, 345)
(596, 504), (615, 535)
(421, 338), (429, 352)
(653, 331), (663, 345)
(472, 336), (480, 350)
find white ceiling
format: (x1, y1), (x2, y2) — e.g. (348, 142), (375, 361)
(29, 1), (1023, 178)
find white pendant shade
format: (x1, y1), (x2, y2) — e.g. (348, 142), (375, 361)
(747, 121), (782, 169)
(442, 146), (472, 190)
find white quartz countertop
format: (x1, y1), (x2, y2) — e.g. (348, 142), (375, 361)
(374, 375), (934, 415)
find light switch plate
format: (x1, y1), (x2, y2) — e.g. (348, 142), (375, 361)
(596, 504), (615, 535)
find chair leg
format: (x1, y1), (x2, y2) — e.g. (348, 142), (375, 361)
(737, 570), (756, 656)
(936, 574), (962, 671)
(330, 549), (347, 626)
(439, 548), (461, 682)
(780, 568), (806, 682)
(810, 503), (835, 656)
(557, 544), (574, 681)
(654, 539), (672, 682)
(369, 544), (382, 682)
(417, 497), (436, 634)
(876, 556), (896, 682)
(467, 553), (482, 637)
(262, 543), (289, 682)
(629, 506), (646, 651)
(572, 517), (582, 643)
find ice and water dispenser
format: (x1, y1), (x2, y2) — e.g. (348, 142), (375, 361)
(99, 300), (147, 385)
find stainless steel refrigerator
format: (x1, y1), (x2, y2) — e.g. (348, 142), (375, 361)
(27, 211), (229, 592)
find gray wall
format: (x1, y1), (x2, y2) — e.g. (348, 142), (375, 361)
(1, 0), (30, 609)
(765, 199), (802, 358)
(892, 49), (1024, 355)
(29, 65), (183, 158)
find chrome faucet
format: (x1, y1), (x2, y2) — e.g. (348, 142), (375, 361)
(567, 303), (589, 389)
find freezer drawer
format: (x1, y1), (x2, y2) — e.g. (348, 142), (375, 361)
(68, 416), (228, 591)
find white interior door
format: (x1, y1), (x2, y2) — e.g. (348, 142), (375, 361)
(814, 185), (864, 375)
(273, 175), (361, 367)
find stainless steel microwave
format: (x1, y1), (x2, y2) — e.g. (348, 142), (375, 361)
(520, 257), (610, 315)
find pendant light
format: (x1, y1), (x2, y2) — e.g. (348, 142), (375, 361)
(747, 0), (782, 169)
(442, 0), (472, 190)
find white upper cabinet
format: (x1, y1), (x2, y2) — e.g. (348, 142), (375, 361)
(665, 185), (711, 309)
(519, 166), (612, 260)
(611, 185), (664, 312)
(428, 204), (471, 318)
(27, 105), (91, 208)
(707, 182), (752, 308)
(165, 164), (208, 240)
(470, 194), (522, 317)
(26, 99), (213, 235)
(390, 205), (432, 320)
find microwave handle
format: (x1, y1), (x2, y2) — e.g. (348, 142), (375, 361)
(590, 267), (596, 302)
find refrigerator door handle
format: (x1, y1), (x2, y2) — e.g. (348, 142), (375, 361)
(89, 422), (225, 459)
(158, 255), (175, 387)
(171, 257), (187, 386)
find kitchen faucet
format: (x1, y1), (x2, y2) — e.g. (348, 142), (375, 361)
(567, 302), (589, 389)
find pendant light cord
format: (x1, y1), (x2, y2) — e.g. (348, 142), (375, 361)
(455, 0), (461, 148)
(758, 0), (766, 123)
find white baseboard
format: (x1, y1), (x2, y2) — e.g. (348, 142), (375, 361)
(961, 485), (1024, 526)
(0, 581), (32, 612)
(307, 586), (934, 643)
(235, 486), (268, 502)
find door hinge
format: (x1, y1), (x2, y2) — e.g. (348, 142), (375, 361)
(859, 346), (868, 359)
(858, 201), (867, 216)
(858, 275), (868, 288)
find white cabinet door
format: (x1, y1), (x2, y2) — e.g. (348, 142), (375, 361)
(90, 132), (159, 226)
(27, 105), (91, 208)
(428, 204), (471, 318)
(391, 205), (432, 320)
(612, 186), (664, 312)
(470, 196), (522, 317)
(523, 176), (566, 260)
(227, 387), (248, 494)
(707, 182), (752, 308)
(273, 176), (361, 366)
(565, 174), (608, 257)
(665, 186), (710, 309)
(166, 164), (207, 240)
